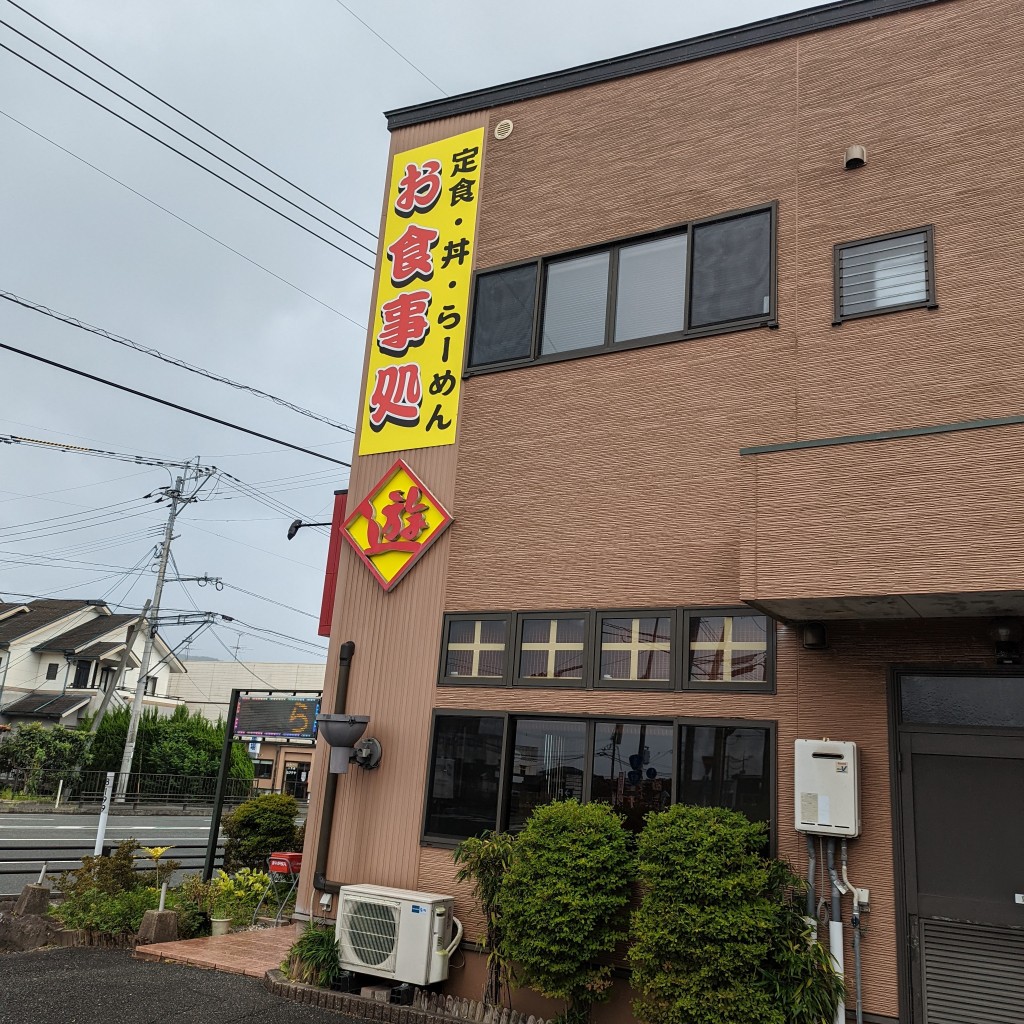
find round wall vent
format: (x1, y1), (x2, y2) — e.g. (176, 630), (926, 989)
(494, 119), (513, 140)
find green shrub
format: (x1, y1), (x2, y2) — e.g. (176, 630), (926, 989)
(222, 793), (299, 870)
(629, 805), (844, 1024)
(210, 867), (272, 923)
(453, 830), (516, 1005)
(499, 800), (634, 1022)
(285, 923), (342, 989)
(52, 886), (158, 935)
(55, 839), (141, 899)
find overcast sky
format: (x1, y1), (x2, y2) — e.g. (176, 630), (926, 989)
(0, 0), (808, 675)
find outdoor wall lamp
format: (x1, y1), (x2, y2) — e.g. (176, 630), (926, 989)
(844, 145), (867, 170)
(801, 622), (828, 650)
(989, 617), (1023, 665)
(316, 713), (383, 773)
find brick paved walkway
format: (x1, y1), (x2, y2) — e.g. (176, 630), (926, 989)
(135, 923), (300, 978)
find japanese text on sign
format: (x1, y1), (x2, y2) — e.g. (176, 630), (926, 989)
(358, 128), (484, 455)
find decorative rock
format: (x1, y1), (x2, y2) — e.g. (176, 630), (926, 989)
(13, 884), (49, 918)
(137, 909), (178, 945)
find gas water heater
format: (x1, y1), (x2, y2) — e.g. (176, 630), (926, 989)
(793, 738), (860, 837)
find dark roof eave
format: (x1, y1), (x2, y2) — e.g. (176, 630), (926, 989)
(385, 0), (943, 130)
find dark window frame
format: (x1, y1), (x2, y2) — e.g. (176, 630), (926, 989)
(594, 608), (677, 691)
(832, 224), (937, 325)
(681, 606), (776, 694)
(421, 709), (509, 845)
(438, 612), (513, 687)
(440, 607), (775, 694)
(465, 202), (778, 377)
(45, 662), (59, 681)
(676, 715), (777, 852)
(512, 611), (595, 690)
(252, 759), (274, 780)
(420, 710), (777, 850)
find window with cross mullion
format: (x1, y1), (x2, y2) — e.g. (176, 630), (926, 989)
(439, 613), (511, 686)
(515, 613), (591, 688)
(683, 608), (773, 692)
(596, 611), (674, 690)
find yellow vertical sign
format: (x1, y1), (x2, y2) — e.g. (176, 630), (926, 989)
(358, 128), (484, 456)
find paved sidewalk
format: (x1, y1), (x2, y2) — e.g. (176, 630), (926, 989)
(134, 922), (300, 977)
(0, 946), (367, 1024)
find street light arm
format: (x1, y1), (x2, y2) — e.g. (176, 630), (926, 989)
(286, 519), (332, 540)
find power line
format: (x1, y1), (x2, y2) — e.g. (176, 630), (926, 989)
(0, 107), (363, 325)
(221, 583), (319, 620)
(0, 343), (351, 467)
(0, 289), (356, 434)
(331, 0), (447, 95)
(2, 0), (378, 241)
(0, 40), (376, 269)
(0, 14), (377, 256)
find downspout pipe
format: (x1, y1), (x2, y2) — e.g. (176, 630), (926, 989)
(827, 839), (847, 1024)
(313, 640), (355, 895)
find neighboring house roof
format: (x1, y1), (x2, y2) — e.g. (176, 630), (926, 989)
(33, 614), (137, 655)
(385, 0), (945, 130)
(0, 600), (95, 647)
(1, 693), (92, 720)
(76, 642), (128, 661)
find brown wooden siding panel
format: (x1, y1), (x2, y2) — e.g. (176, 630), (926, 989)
(746, 423), (1024, 601)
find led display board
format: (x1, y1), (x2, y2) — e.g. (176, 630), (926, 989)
(234, 696), (320, 740)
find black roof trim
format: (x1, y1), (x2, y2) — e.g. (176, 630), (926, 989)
(385, 0), (943, 130)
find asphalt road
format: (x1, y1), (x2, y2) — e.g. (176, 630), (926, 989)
(0, 813), (217, 893)
(0, 947), (368, 1024)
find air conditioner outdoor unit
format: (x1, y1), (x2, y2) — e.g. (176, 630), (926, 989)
(335, 884), (463, 987)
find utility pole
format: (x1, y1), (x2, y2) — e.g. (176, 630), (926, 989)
(114, 463), (214, 802)
(91, 599), (149, 735)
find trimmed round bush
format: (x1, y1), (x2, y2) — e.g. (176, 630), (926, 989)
(499, 799), (633, 1022)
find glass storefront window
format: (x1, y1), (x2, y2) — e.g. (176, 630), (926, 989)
(424, 715), (504, 840)
(591, 720), (674, 830)
(507, 718), (586, 831)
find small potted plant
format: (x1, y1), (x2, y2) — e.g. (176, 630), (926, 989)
(210, 897), (234, 936)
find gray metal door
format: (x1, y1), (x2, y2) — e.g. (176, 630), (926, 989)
(898, 673), (1024, 1023)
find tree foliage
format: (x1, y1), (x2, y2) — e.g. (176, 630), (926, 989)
(87, 705), (253, 779)
(498, 800), (634, 1022)
(629, 804), (845, 1024)
(222, 792), (300, 871)
(0, 721), (91, 776)
(453, 830), (517, 1005)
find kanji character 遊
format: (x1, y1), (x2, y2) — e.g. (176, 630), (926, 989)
(394, 159), (442, 217)
(387, 224), (440, 285)
(362, 486), (430, 555)
(368, 364), (422, 431)
(377, 290), (432, 355)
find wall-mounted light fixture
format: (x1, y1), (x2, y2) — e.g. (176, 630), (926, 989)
(801, 622), (828, 650)
(844, 145), (867, 170)
(316, 714), (382, 773)
(989, 617), (1023, 665)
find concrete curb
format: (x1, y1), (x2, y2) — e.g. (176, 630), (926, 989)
(0, 802), (215, 816)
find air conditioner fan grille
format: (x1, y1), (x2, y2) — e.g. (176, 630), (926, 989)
(340, 898), (399, 971)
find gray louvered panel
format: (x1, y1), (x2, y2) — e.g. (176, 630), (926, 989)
(922, 919), (1024, 1023)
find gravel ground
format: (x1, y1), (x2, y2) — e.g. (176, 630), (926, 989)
(0, 946), (369, 1024)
